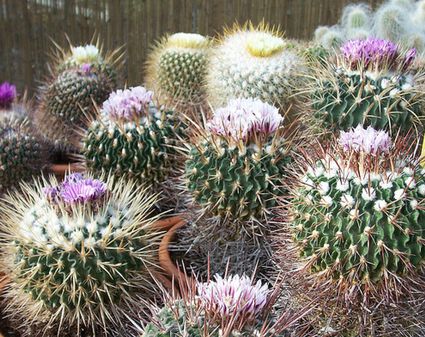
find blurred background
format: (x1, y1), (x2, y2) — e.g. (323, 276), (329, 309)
(0, 0), (380, 94)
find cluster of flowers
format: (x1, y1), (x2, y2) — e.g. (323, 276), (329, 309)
(206, 98), (283, 143)
(43, 173), (107, 205)
(340, 37), (416, 71)
(0, 81), (17, 109)
(70, 44), (100, 65)
(339, 125), (392, 155)
(103, 86), (154, 121)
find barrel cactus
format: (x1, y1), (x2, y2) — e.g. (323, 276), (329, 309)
(0, 173), (162, 335)
(206, 23), (302, 113)
(82, 86), (183, 195)
(36, 44), (119, 150)
(145, 32), (210, 112)
(142, 274), (297, 337)
(309, 38), (424, 135)
(0, 86), (50, 193)
(280, 125), (425, 335)
(185, 98), (292, 223)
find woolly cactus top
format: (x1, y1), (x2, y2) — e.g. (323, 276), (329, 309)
(70, 44), (101, 65)
(43, 173), (107, 205)
(207, 98), (283, 144)
(167, 32), (209, 49)
(197, 274), (269, 322)
(246, 32), (285, 57)
(340, 38), (416, 71)
(102, 86), (154, 122)
(0, 82), (17, 109)
(339, 125), (392, 155)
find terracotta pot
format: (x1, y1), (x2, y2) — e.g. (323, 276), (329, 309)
(50, 162), (85, 179)
(158, 216), (190, 284)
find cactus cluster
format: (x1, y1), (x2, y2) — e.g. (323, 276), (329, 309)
(0, 173), (162, 335)
(0, 113), (49, 193)
(309, 38), (424, 135)
(142, 274), (296, 337)
(206, 23), (302, 112)
(315, 0), (425, 56)
(145, 32), (210, 112)
(279, 125), (425, 335)
(185, 98), (292, 222)
(82, 86), (183, 195)
(36, 44), (119, 150)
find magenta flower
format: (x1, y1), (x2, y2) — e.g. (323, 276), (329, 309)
(339, 125), (392, 155)
(340, 38), (414, 71)
(80, 63), (92, 74)
(103, 86), (154, 122)
(0, 82), (17, 109)
(207, 98), (283, 143)
(43, 173), (107, 205)
(197, 274), (269, 322)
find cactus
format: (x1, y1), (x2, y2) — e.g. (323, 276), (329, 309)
(185, 98), (292, 222)
(0, 82), (17, 109)
(319, 28), (344, 50)
(142, 274), (298, 337)
(145, 33), (210, 112)
(309, 38), (423, 135)
(0, 102), (49, 193)
(373, 4), (408, 43)
(341, 4), (371, 31)
(82, 86), (183, 197)
(206, 22), (302, 112)
(0, 173), (162, 335)
(279, 126), (425, 335)
(36, 44), (119, 151)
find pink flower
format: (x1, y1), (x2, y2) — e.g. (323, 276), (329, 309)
(339, 125), (392, 155)
(103, 86), (154, 121)
(207, 98), (283, 142)
(197, 274), (269, 322)
(0, 82), (17, 109)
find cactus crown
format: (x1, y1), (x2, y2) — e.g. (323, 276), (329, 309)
(167, 32), (209, 49)
(245, 32), (285, 57)
(0, 82), (17, 109)
(0, 173), (161, 334)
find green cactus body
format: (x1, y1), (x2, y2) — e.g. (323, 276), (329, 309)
(312, 69), (422, 133)
(206, 25), (302, 110)
(0, 111), (48, 192)
(292, 161), (425, 283)
(146, 33), (210, 108)
(0, 175), (161, 334)
(185, 140), (291, 221)
(83, 105), (180, 187)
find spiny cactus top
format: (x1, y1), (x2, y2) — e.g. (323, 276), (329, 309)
(206, 23), (301, 110)
(185, 98), (292, 222)
(0, 173), (161, 335)
(83, 86), (181, 189)
(309, 38), (424, 134)
(145, 32), (210, 110)
(288, 126), (425, 295)
(0, 82), (17, 109)
(142, 274), (290, 337)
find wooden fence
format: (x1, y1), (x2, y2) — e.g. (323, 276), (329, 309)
(0, 0), (381, 95)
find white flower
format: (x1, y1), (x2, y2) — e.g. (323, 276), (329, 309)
(321, 196), (333, 208)
(374, 200), (388, 212)
(336, 180), (350, 192)
(418, 184), (425, 196)
(362, 187), (376, 201)
(394, 189), (406, 200)
(71, 44), (100, 64)
(340, 194), (355, 209)
(318, 181), (330, 195)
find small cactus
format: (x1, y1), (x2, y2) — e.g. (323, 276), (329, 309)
(145, 32), (210, 112)
(206, 22), (302, 112)
(0, 95), (49, 193)
(0, 173), (163, 335)
(82, 86), (183, 197)
(278, 126), (425, 335)
(36, 43), (119, 151)
(341, 4), (371, 31)
(309, 38), (424, 135)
